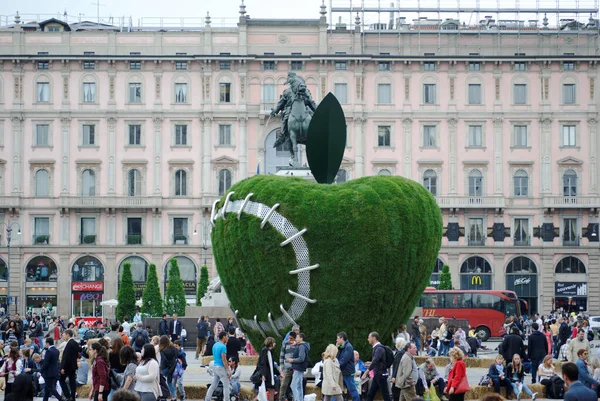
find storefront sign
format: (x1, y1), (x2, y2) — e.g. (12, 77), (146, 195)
(506, 274), (537, 298)
(514, 277), (531, 285)
(72, 282), (104, 292)
(460, 274), (492, 290)
(165, 281), (197, 296)
(555, 282), (587, 296)
(73, 292), (103, 301)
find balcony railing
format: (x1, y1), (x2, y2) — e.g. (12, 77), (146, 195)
(436, 196), (505, 209)
(32, 234), (50, 245)
(0, 196), (21, 208)
(514, 236), (531, 246)
(58, 196), (162, 209)
(563, 237), (580, 246)
(80, 235), (97, 245)
(126, 234), (143, 245)
(542, 196), (600, 208)
(261, 102), (276, 114)
(467, 238), (485, 246)
(173, 235), (189, 245)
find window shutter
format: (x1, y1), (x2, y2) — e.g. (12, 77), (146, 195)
(542, 223), (555, 242)
(585, 223), (599, 242)
(492, 223), (505, 242)
(446, 223), (459, 241)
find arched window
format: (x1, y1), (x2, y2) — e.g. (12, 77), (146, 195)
(506, 257), (538, 274)
(555, 256), (586, 274)
(82, 169), (95, 196)
(26, 255), (58, 282)
(72, 255), (105, 282)
(218, 169), (232, 196)
(423, 169), (437, 196)
(378, 169), (391, 176)
(175, 170), (187, 196)
(460, 256), (492, 290)
(468, 170), (483, 196)
(128, 169), (142, 196)
(513, 169), (528, 197)
(433, 258), (444, 273)
(563, 169), (577, 196)
(428, 258), (445, 289)
(35, 169), (49, 197)
(120, 256), (149, 299)
(164, 256), (197, 297)
(336, 169), (347, 184)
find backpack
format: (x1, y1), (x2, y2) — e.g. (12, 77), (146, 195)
(383, 345), (395, 369)
(84, 329), (96, 341)
(134, 330), (147, 348)
(172, 359), (185, 381)
(588, 330), (594, 342)
(197, 322), (208, 339)
(546, 376), (565, 399)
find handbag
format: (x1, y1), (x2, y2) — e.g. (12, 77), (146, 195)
(108, 369), (121, 390)
(429, 385), (440, 401)
(455, 375), (470, 394)
(250, 368), (263, 386)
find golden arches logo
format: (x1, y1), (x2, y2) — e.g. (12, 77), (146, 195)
(471, 275), (482, 285)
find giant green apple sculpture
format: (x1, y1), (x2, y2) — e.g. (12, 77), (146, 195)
(211, 174), (442, 362)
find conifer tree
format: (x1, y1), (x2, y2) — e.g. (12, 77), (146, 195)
(438, 264), (453, 290)
(196, 265), (210, 306)
(164, 258), (187, 315)
(141, 264), (163, 317)
(117, 262), (137, 321)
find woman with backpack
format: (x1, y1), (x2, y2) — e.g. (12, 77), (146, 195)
(159, 335), (178, 401)
(1, 348), (23, 394)
(90, 342), (111, 401)
(134, 344), (161, 401)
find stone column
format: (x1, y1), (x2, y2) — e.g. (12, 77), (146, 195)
(448, 118), (458, 194)
(588, 117), (598, 195)
(403, 117), (413, 178)
(58, 251), (71, 317)
(106, 212), (116, 246)
(493, 117), (504, 194)
(104, 252), (117, 319)
(153, 213), (161, 246)
(539, 117), (553, 194)
(201, 117), (213, 196)
(10, 116), (24, 196)
(107, 117), (117, 194)
(589, 253), (600, 314)
(153, 117), (163, 195)
(60, 116), (71, 194)
(540, 253), (554, 315)
(238, 117), (248, 179)
(353, 117), (366, 178)
(60, 211), (69, 246)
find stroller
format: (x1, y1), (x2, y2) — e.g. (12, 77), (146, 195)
(207, 382), (239, 401)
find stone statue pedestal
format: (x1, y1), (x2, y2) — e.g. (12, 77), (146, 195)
(275, 167), (316, 182)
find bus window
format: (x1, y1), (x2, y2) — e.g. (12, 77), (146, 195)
(441, 293), (471, 308)
(505, 301), (517, 317)
(420, 294), (435, 308)
(473, 293), (502, 311)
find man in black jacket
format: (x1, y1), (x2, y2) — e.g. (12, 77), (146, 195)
(528, 322), (548, 383)
(60, 329), (80, 401)
(160, 314), (170, 336)
(501, 327), (525, 363)
(558, 318), (571, 357)
(336, 332), (360, 401)
(42, 338), (63, 401)
(362, 332), (391, 401)
(169, 313), (182, 342)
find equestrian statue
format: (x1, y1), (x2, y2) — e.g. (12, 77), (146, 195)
(270, 72), (317, 166)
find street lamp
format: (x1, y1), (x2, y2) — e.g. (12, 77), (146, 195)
(193, 220), (211, 266)
(0, 221), (21, 315)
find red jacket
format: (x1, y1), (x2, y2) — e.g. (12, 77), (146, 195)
(92, 357), (110, 392)
(445, 360), (467, 394)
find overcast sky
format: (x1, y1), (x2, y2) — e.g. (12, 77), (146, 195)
(0, 0), (325, 24)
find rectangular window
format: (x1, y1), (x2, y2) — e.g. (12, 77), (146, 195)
(219, 125), (231, 146)
(423, 84), (436, 104)
(173, 218), (188, 244)
(83, 82), (96, 103)
(469, 174), (483, 196)
(219, 83), (231, 103)
(468, 84), (482, 105)
(564, 61), (575, 71)
(127, 217), (142, 245)
(514, 84), (527, 104)
(514, 218), (530, 246)
(468, 125), (482, 147)
(262, 84), (275, 104)
(514, 62), (526, 71)
(128, 125), (142, 145)
(423, 125), (436, 148)
(174, 83), (187, 103)
(175, 125), (187, 146)
(335, 61), (347, 70)
(334, 83), (348, 104)
(128, 83), (142, 103)
(175, 61), (187, 70)
(514, 125), (528, 147)
(379, 62), (391, 71)
(562, 125), (576, 147)
(377, 83), (391, 104)
(37, 83), (50, 102)
(83, 61), (95, 70)
(220, 60), (231, 70)
(424, 62), (435, 71)
(81, 217), (96, 244)
(47, 27), (59, 32)
(34, 217), (50, 244)
(82, 124), (95, 146)
(563, 84), (576, 104)
(37, 61), (49, 70)
(377, 126), (391, 147)
(291, 61), (302, 71)
(35, 124), (50, 146)
(263, 61), (275, 71)
(563, 218), (578, 245)
(129, 61), (141, 70)
(469, 62), (481, 71)
(468, 218), (484, 246)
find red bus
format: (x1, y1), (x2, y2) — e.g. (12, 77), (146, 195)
(418, 287), (523, 340)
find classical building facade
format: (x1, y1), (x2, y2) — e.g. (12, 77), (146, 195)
(0, 2), (599, 317)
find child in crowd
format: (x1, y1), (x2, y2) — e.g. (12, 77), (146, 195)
(174, 340), (187, 401)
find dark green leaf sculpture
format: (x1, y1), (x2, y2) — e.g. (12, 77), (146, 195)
(306, 92), (347, 184)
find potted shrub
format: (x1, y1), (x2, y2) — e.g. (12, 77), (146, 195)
(174, 234), (187, 245)
(83, 235), (96, 244)
(35, 235), (49, 245)
(128, 235), (142, 245)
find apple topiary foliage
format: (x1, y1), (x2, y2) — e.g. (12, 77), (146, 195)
(212, 174), (442, 362)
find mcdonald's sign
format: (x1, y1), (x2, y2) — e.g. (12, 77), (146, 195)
(471, 275), (483, 285)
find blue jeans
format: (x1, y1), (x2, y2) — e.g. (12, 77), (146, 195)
(511, 382), (534, 398)
(414, 337), (421, 352)
(176, 376), (186, 400)
(162, 370), (176, 398)
(342, 375), (360, 401)
(438, 342), (449, 356)
(291, 370), (304, 401)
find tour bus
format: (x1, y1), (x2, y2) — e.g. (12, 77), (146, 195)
(418, 287), (524, 340)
